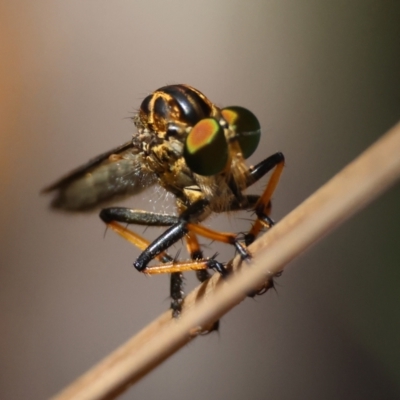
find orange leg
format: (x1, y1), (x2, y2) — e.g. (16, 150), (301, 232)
(107, 221), (224, 275)
(246, 156), (285, 243)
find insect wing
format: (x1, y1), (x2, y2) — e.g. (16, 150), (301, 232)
(42, 141), (156, 210)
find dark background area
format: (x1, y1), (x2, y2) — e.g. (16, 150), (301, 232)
(1, 1), (399, 399)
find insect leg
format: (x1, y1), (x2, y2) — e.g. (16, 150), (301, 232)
(170, 271), (184, 319)
(101, 207), (225, 318)
(241, 152), (285, 295)
(180, 231), (220, 331)
(244, 152), (285, 245)
(185, 223), (250, 260)
(130, 215), (250, 271)
(101, 208), (225, 275)
(184, 231), (211, 282)
(100, 209), (188, 318)
(100, 208), (179, 226)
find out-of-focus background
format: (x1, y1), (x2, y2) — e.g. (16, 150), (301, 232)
(1, 1), (399, 399)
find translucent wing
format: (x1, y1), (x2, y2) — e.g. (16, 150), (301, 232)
(42, 141), (157, 211)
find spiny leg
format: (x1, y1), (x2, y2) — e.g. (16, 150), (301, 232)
(244, 152), (285, 245)
(102, 211), (183, 316)
(105, 218), (226, 275)
(101, 192), (268, 276)
(106, 214), (271, 305)
(184, 230), (220, 332)
(245, 152), (285, 293)
(101, 150), (285, 308)
(105, 220), (184, 316)
(129, 199), (248, 272)
(224, 152), (284, 245)
(170, 272), (184, 319)
(142, 222), (229, 322)
(102, 195), (264, 276)
(185, 230), (211, 283)
(103, 211), (225, 318)
(223, 152), (285, 294)
(102, 202), (248, 313)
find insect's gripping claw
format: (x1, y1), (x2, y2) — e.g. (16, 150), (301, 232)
(206, 258), (228, 277)
(263, 215), (275, 227)
(254, 204), (275, 229)
(244, 213), (275, 246)
(232, 234), (252, 262)
(201, 320), (220, 334)
(244, 233), (255, 247)
(247, 271), (283, 297)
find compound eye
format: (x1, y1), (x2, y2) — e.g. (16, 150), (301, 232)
(184, 118), (228, 176)
(221, 106), (261, 159)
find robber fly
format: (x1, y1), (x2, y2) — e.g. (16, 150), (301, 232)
(42, 84), (284, 319)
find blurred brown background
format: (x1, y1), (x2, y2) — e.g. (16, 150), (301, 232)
(1, 1), (399, 399)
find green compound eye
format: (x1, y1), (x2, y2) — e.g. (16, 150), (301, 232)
(221, 106), (261, 159)
(184, 118), (228, 176)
